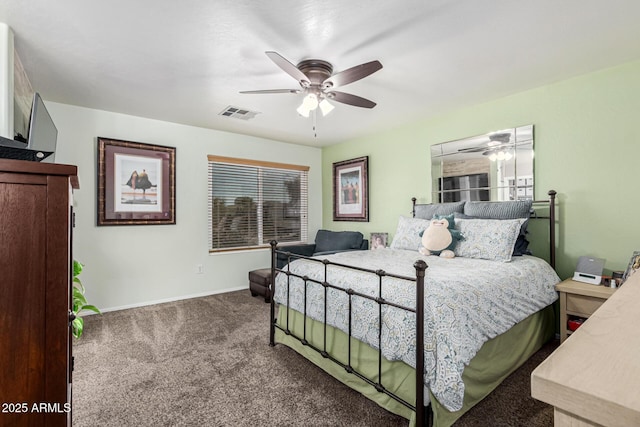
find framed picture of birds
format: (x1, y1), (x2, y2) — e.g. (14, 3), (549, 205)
(98, 137), (176, 226)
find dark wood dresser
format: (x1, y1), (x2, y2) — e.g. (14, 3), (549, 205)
(0, 159), (78, 426)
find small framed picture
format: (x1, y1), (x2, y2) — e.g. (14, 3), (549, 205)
(370, 232), (388, 250)
(622, 250), (640, 283)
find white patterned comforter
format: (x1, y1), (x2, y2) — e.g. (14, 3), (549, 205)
(273, 248), (559, 411)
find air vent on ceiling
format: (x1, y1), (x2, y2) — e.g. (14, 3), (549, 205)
(219, 106), (260, 120)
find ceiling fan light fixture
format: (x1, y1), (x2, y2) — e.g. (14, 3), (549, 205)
(487, 150), (513, 161)
(297, 93), (319, 117)
(296, 104), (311, 117)
(302, 93), (319, 110)
(319, 99), (334, 116)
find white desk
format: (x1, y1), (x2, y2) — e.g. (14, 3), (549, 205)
(531, 272), (640, 426)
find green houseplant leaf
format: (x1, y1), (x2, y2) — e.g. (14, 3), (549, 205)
(72, 260), (101, 339)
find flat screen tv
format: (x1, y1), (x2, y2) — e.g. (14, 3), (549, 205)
(0, 92), (57, 162)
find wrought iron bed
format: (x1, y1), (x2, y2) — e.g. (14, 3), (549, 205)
(269, 190), (557, 426)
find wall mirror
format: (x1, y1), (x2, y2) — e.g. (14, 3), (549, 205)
(430, 125), (534, 202)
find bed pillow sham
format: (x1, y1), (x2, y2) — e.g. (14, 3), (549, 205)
(413, 201), (465, 220)
(455, 212), (531, 256)
(463, 200), (532, 219)
(390, 216), (432, 251)
(453, 218), (525, 262)
(461, 200), (533, 256)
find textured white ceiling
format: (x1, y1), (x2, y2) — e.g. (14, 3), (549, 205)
(1, 1), (639, 146)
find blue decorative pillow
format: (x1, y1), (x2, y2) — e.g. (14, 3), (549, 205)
(413, 201), (465, 220)
(463, 200), (532, 219)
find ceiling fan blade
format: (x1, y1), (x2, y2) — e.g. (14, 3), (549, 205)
(240, 89), (301, 94)
(322, 60), (382, 89)
(457, 147), (486, 153)
(265, 51), (310, 87)
(327, 91), (377, 108)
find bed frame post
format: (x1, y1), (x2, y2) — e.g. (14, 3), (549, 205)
(414, 259), (428, 426)
(412, 197), (417, 217)
(269, 240), (278, 347)
(548, 190), (557, 270)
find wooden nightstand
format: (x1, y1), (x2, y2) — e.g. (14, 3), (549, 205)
(556, 278), (617, 343)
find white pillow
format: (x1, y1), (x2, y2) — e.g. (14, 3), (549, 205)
(390, 216), (432, 251)
(454, 218), (525, 262)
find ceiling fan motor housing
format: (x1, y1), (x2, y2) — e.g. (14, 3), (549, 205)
(296, 59), (334, 88)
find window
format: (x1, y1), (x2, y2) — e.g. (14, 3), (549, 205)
(208, 155), (309, 252)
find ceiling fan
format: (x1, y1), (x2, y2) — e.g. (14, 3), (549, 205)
(457, 132), (514, 154)
(240, 51), (383, 117)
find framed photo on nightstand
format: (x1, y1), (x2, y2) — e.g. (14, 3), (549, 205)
(622, 250), (640, 283)
(370, 232), (388, 250)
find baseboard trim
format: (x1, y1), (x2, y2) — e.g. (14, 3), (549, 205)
(85, 285), (249, 315)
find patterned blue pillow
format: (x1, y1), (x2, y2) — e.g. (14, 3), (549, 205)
(461, 200), (532, 256)
(390, 216), (432, 251)
(454, 218), (525, 262)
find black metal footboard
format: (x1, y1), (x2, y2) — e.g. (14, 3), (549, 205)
(269, 241), (430, 426)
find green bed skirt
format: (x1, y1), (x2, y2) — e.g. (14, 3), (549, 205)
(275, 304), (555, 427)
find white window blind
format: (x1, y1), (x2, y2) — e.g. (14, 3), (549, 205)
(208, 155), (309, 252)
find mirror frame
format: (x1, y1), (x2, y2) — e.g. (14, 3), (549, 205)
(430, 125), (534, 202)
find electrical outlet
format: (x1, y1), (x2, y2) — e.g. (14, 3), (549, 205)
(196, 264), (204, 274)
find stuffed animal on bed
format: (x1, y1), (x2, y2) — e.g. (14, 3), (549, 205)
(418, 214), (463, 258)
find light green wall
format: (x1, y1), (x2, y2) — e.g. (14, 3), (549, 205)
(323, 60), (640, 280)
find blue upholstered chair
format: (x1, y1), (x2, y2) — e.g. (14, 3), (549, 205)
(249, 230), (369, 302)
(275, 229), (369, 269)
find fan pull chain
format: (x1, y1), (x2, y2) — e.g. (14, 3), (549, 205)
(313, 108), (318, 138)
